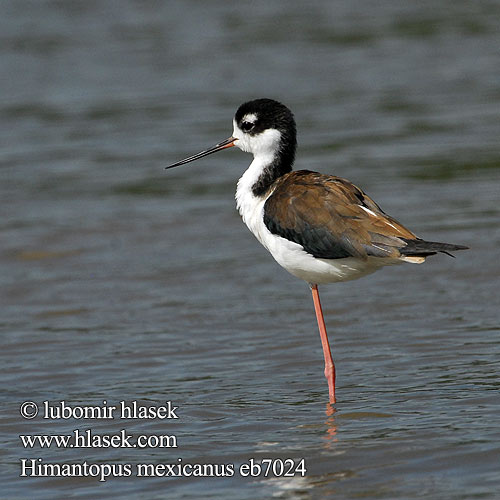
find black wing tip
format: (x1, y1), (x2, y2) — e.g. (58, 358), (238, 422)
(400, 238), (469, 258)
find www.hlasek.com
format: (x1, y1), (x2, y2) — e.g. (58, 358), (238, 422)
(18, 400), (306, 481)
(20, 428), (177, 449)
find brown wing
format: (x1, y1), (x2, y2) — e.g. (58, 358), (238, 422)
(263, 170), (417, 260)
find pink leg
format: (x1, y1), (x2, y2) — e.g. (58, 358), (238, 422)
(310, 284), (336, 404)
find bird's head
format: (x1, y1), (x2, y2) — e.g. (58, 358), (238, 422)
(166, 98), (296, 169)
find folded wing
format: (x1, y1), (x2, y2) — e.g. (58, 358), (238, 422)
(263, 170), (467, 262)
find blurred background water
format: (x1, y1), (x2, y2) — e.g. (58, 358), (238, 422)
(1, 0), (499, 498)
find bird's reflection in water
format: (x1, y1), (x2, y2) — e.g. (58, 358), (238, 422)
(323, 403), (338, 446)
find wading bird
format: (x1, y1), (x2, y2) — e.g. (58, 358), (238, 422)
(167, 98), (467, 403)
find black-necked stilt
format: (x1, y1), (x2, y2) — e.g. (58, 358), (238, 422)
(167, 98), (468, 404)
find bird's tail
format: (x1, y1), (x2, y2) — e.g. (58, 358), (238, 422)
(400, 238), (469, 259)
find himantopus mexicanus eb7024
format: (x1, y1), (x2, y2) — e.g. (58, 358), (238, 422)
(167, 98), (468, 404)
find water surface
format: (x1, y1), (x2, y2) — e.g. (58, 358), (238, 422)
(1, 1), (499, 498)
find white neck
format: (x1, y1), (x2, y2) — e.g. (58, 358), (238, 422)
(235, 155), (271, 219)
(235, 153), (282, 253)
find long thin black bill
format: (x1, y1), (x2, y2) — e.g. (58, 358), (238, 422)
(165, 137), (236, 169)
